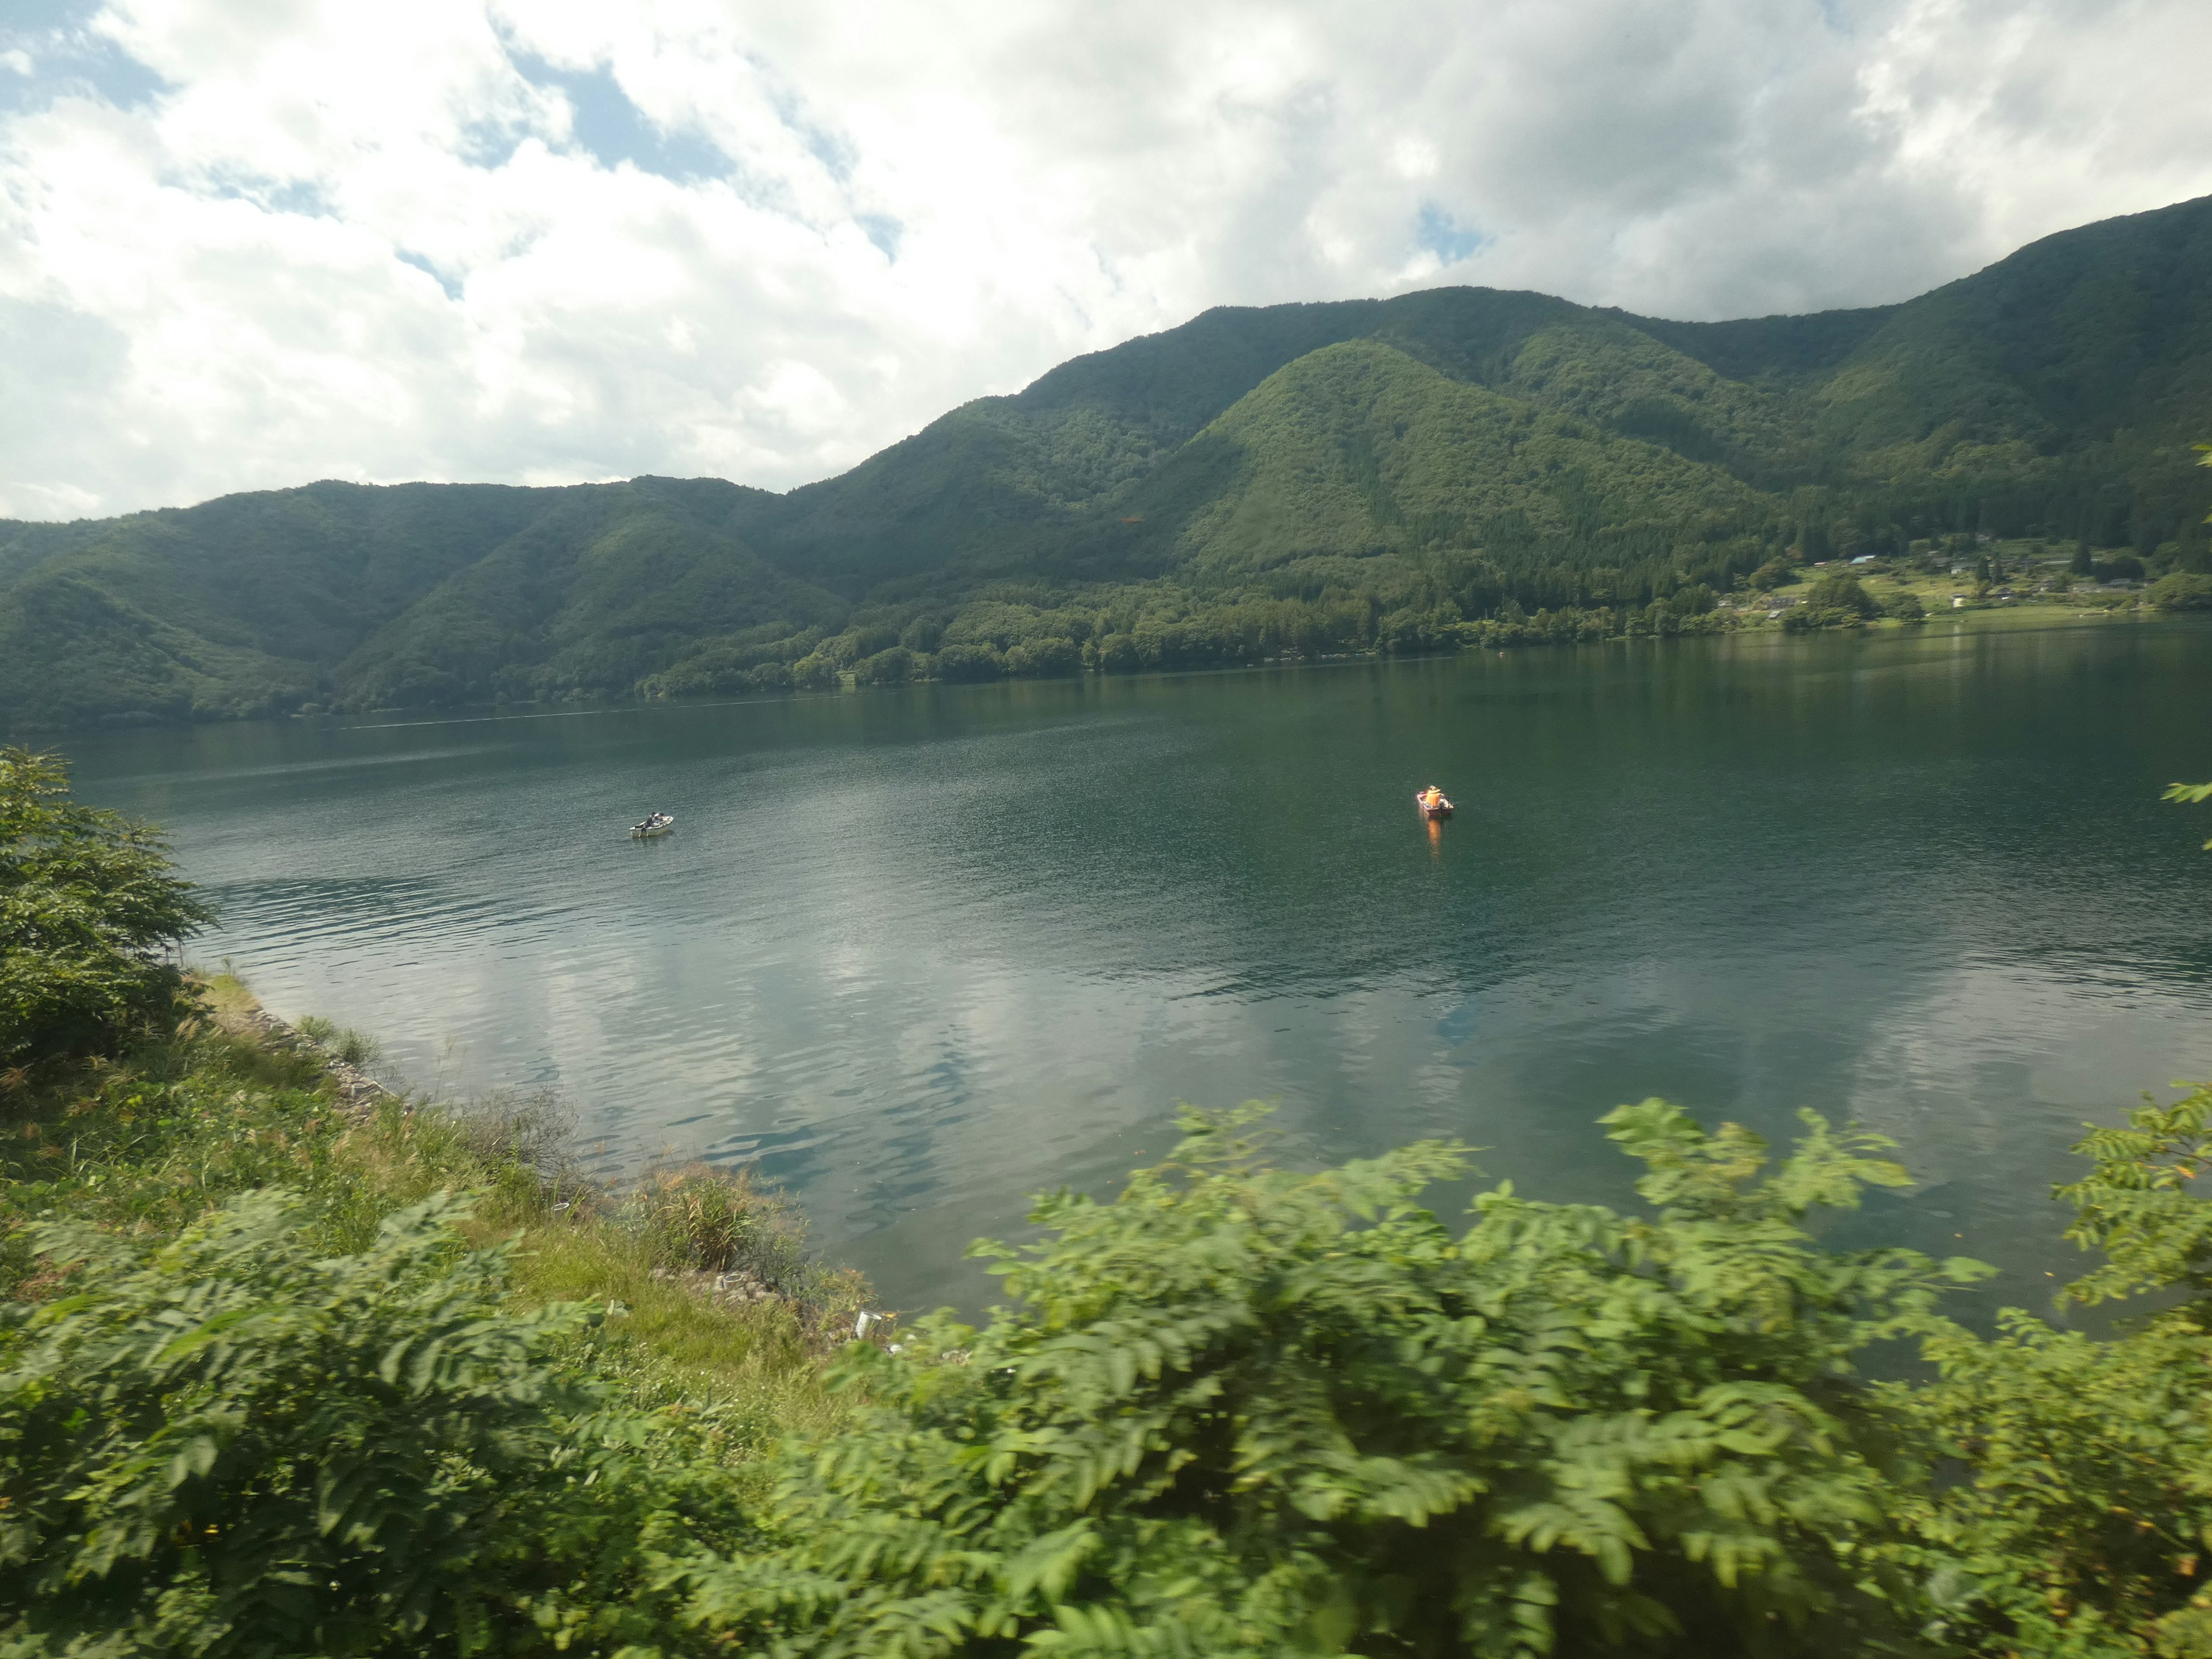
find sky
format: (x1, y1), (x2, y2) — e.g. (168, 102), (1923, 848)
(3, 0), (2210, 522)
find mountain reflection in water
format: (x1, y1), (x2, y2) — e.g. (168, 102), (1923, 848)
(68, 622), (2212, 1315)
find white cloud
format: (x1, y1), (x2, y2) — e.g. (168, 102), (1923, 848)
(2, 0), (2209, 519)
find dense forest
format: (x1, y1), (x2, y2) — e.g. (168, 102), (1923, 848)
(5, 194), (2212, 730)
(8, 749), (2212, 1656)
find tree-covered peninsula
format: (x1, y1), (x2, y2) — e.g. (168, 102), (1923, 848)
(7, 751), (2212, 1655)
(5, 195), (2212, 732)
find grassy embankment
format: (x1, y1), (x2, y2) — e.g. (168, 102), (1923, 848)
(0, 974), (855, 1444)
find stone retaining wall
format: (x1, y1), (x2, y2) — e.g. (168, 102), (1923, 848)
(225, 1003), (394, 1116)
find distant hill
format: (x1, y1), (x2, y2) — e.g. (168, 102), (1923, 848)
(6, 195), (2212, 730)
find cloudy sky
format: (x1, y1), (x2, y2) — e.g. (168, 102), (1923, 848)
(3, 0), (2209, 521)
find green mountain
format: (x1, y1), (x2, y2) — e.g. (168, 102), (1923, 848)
(7, 195), (2212, 730)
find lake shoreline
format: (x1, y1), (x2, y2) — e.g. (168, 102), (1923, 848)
(58, 623), (2212, 1318)
(11, 596), (2190, 740)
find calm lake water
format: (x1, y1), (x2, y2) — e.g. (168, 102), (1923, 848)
(66, 621), (2212, 1314)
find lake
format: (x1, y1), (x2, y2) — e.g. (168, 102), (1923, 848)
(65, 620), (2212, 1315)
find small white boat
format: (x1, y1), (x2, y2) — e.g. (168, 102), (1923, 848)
(630, 812), (675, 839)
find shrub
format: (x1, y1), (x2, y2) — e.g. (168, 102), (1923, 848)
(2147, 571), (2212, 611)
(673, 1103), (1972, 1656)
(1781, 606), (1865, 632)
(0, 748), (211, 1067)
(1801, 574), (1881, 618)
(1005, 635), (1080, 676)
(851, 646), (914, 685)
(934, 643), (1007, 682)
(1885, 589), (1927, 622)
(1883, 1082), (2212, 1654)
(626, 1163), (804, 1281)
(0, 1191), (753, 1657)
(1094, 631), (1140, 672)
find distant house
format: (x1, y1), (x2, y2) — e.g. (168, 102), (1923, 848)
(1950, 594), (1967, 608)
(1850, 554), (1877, 565)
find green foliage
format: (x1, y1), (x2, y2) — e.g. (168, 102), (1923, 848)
(0, 1190), (760, 1658)
(13, 1010), (2212, 1655)
(2165, 781), (2212, 850)
(0, 749), (210, 1066)
(0, 993), (853, 1654)
(2148, 571), (2212, 610)
(295, 1013), (381, 1068)
(1804, 575), (1883, 617)
(664, 1102), (1973, 1657)
(1881, 1083), (2212, 1658)
(621, 1163), (868, 1332)
(853, 646), (915, 685)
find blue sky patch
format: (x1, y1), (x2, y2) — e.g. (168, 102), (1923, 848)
(506, 47), (728, 184)
(208, 173), (334, 218)
(857, 213), (903, 261)
(0, 0), (171, 115)
(395, 250), (463, 301)
(1416, 202), (1489, 266)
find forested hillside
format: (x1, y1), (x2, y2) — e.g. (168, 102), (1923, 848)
(6, 194), (2212, 729)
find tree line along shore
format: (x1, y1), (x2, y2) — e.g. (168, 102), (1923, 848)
(639, 535), (2212, 703)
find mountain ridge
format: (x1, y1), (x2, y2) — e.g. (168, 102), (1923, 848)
(6, 194), (2211, 730)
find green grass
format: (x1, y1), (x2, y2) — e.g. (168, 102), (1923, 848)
(1723, 537), (2173, 636)
(0, 975), (850, 1441)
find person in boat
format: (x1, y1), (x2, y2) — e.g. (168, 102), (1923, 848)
(1421, 785), (1446, 813)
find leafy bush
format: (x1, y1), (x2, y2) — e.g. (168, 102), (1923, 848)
(1780, 606), (1865, 632)
(1005, 635), (1081, 676)
(1885, 1082), (2212, 1656)
(0, 748), (210, 1067)
(0, 1191), (754, 1657)
(2148, 571), (2212, 611)
(852, 646), (915, 685)
(935, 642), (1008, 682)
(671, 1102), (1975, 1657)
(1801, 574), (1881, 618)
